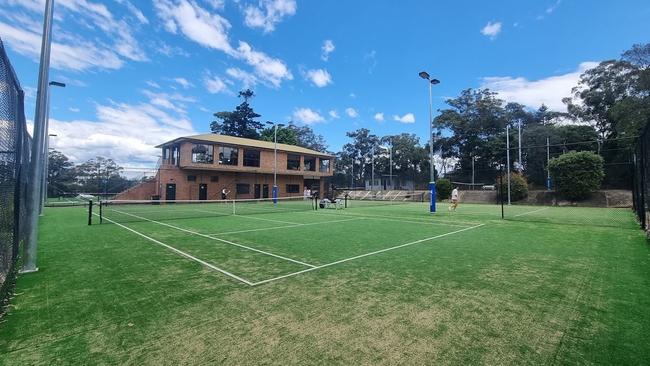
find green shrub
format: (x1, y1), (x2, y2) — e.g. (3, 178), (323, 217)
(549, 151), (604, 200)
(497, 173), (529, 202)
(435, 178), (452, 201)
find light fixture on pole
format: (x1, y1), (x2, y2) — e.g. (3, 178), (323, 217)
(266, 121), (284, 203)
(419, 71), (440, 213)
(40, 81), (65, 215)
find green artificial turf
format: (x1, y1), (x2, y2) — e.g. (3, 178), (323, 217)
(1, 202), (649, 365)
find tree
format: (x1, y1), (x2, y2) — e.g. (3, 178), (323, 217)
(47, 150), (76, 196)
(433, 89), (509, 183)
(75, 157), (129, 194)
(260, 125), (299, 146)
(337, 129), (380, 187)
(287, 123), (328, 152)
(210, 89), (264, 139)
(549, 151), (604, 200)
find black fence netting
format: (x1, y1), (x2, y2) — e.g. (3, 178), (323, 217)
(437, 139), (636, 228)
(0, 38), (32, 313)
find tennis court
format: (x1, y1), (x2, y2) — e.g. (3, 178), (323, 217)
(91, 197), (637, 286)
(94, 198), (488, 286)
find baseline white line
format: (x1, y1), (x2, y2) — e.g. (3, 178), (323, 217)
(233, 214), (301, 225)
(209, 217), (364, 236)
(305, 210), (475, 228)
(513, 207), (550, 217)
(251, 223), (485, 286)
(111, 209), (317, 268)
(95, 214), (253, 286)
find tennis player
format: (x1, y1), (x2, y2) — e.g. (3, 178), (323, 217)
(221, 187), (230, 200)
(449, 187), (459, 211)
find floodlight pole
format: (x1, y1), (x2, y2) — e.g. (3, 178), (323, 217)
(389, 143), (392, 189)
(371, 147), (374, 191)
(517, 119), (522, 171)
(546, 137), (551, 190)
(506, 125), (511, 205)
(266, 121), (283, 204)
(23, 0), (55, 273)
(40, 81), (65, 215)
(419, 71), (440, 213)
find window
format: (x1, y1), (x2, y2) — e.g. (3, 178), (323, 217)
(210, 176), (219, 182)
(171, 145), (180, 166)
(236, 183), (250, 194)
(191, 144), (214, 164)
(218, 146), (238, 166)
(187, 175), (197, 182)
(162, 147), (170, 160)
(287, 154), (300, 170)
(319, 159), (330, 173)
(286, 184), (300, 193)
(243, 149), (260, 167)
(303, 156), (316, 171)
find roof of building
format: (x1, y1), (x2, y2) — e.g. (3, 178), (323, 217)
(156, 133), (333, 157)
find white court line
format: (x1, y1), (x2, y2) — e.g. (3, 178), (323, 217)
(251, 223), (485, 286)
(233, 214), (301, 225)
(95, 214), (254, 286)
(111, 209), (317, 268)
(513, 207), (550, 217)
(208, 217), (364, 236)
(306, 210), (475, 228)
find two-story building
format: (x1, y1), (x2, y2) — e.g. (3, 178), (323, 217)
(114, 133), (334, 201)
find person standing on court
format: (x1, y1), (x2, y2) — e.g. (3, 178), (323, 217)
(449, 186), (459, 211)
(221, 187), (230, 200)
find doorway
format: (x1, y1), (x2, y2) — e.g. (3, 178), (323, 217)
(254, 184), (261, 199)
(166, 183), (176, 201)
(199, 184), (207, 200)
(262, 184), (269, 198)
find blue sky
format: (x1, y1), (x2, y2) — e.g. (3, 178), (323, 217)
(1, 0), (648, 168)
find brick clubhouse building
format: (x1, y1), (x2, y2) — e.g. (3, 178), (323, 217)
(116, 133), (334, 201)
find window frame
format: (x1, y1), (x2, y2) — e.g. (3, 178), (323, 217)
(319, 158), (330, 173)
(287, 154), (301, 170)
(218, 146), (239, 166)
(243, 149), (261, 167)
(286, 184), (300, 193)
(303, 156), (316, 172)
(191, 144), (214, 164)
(236, 183), (250, 195)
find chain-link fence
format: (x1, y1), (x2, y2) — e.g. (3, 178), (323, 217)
(434, 140), (636, 228)
(0, 38), (32, 312)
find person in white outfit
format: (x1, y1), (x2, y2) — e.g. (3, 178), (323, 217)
(449, 187), (459, 211)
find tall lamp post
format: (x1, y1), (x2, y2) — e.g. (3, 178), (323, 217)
(40, 80), (65, 215)
(419, 71), (440, 212)
(265, 121), (284, 203)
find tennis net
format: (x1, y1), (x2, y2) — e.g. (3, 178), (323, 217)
(343, 191), (425, 208)
(97, 197), (316, 224)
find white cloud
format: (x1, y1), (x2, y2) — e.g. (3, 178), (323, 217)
(349, 93), (357, 98)
(142, 89), (196, 115)
(480, 61), (598, 111)
(116, 0), (149, 24)
(0, 0), (148, 71)
(243, 0), (297, 33)
(204, 74), (229, 94)
(328, 110), (340, 119)
(305, 69), (332, 88)
(546, 0), (562, 14)
(226, 68), (258, 88)
(146, 80), (161, 89)
(0, 21), (123, 71)
(69, 107), (80, 113)
(345, 107), (359, 118)
(154, 0), (233, 53)
(364, 50), (377, 74)
(292, 108), (325, 125)
(321, 39), (335, 61)
(42, 101), (196, 166)
(173, 77), (194, 89)
(154, 1), (293, 87)
(233, 41), (293, 87)
(481, 21), (502, 39)
(374, 112), (384, 122)
(393, 113), (415, 124)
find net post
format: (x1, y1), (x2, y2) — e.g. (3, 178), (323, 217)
(345, 193), (348, 208)
(232, 199), (236, 215)
(429, 181), (436, 213)
(313, 195), (317, 211)
(88, 200), (93, 225)
(99, 200), (103, 224)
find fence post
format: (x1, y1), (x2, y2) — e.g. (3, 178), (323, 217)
(87, 200), (93, 226)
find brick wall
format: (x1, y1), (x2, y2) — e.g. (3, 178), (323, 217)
(113, 179), (158, 200)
